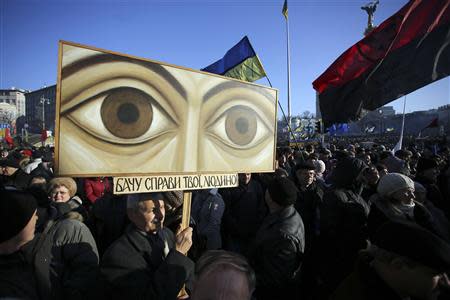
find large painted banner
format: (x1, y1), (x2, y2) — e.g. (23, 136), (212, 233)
(55, 41), (278, 176)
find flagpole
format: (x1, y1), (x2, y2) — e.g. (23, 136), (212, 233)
(399, 95), (407, 150)
(284, 3), (292, 128)
(266, 76), (301, 147)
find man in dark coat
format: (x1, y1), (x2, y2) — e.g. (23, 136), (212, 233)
(248, 177), (305, 300)
(415, 157), (449, 218)
(318, 157), (369, 297)
(0, 190), (40, 299)
(220, 173), (266, 255)
(292, 161), (324, 253)
(331, 221), (450, 300)
(100, 192), (194, 300)
(0, 157), (30, 190)
(292, 162), (324, 300)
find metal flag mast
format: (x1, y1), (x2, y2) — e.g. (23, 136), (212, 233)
(399, 95), (407, 150)
(283, 0), (292, 130)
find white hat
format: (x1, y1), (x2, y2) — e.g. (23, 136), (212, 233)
(314, 159), (326, 174)
(377, 173), (414, 197)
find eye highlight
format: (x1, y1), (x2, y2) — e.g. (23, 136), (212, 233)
(65, 87), (177, 145)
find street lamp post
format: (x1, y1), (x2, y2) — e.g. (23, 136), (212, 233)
(378, 109), (384, 135)
(39, 96), (50, 130)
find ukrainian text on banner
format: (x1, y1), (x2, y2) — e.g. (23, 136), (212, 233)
(113, 173), (238, 194)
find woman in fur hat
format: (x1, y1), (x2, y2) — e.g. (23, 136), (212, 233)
(48, 177), (87, 222)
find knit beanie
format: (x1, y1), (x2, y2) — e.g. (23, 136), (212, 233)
(0, 157), (20, 169)
(267, 177), (298, 207)
(373, 221), (450, 272)
(162, 191), (184, 209)
(416, 157), (438, 173)
(376, 173), (414, 198)
(0, 190), (37, 243)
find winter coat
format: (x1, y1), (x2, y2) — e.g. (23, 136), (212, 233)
(330, 252), (403, 300)
(91, 194), (129, 256)
(294, 181), (324, 252)
(24, 202), (99, 300)
(0, 250), (40, 299)
(100, 225), (194, 300)
(0, 168), (31, 190)
(318, 157), (370, 294)
(29, 162), (53, 181)
(220, 179), (267, 254)
(24, 158), (43, 174)
(66, 195), (88, 222)
(220, 180), (266, 239)
(191, 188), (224, 250)
(368, 195), (448, 242)
(84, 178), (111, 204)
(248, 205), (305, 300)
(415, 175), (449, 217)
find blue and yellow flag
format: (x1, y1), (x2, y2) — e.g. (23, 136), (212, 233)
(282, 0), (288, 19)
(201, 36), (266, 82)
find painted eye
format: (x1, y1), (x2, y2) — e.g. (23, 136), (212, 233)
(207, 104), (272, 149)
(100, 88), (154, 139)
(66, 87), (177, 144)
(224, 106), (257, 146)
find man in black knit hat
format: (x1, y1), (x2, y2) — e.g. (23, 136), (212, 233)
(415, 157), (448, 217)
(0, 190), (39, 299)
(0, 157), (31, 190)
(331, 221), (450, 300)
(248, 176), (305, 300)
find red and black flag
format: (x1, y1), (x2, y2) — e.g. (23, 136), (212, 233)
(313, 0), (450, 127)
(422, 116), (439, 130)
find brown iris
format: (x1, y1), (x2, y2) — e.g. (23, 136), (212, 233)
(101, 88), (153, 139)
(225, 105), (257, 146)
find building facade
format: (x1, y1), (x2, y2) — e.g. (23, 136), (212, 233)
(0, 88), (27, 117)
(25, 85), (56, 133)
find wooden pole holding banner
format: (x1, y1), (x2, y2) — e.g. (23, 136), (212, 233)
(177, 191), (192, 299)
(180, 192), (192, 229)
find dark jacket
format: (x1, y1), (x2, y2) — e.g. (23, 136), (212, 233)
(91, 194), (129, 256)
(415, 175), (449, 217)
(248, 205), (305, 300)
(191, 188), (224, 250)
(318, 157), (370, 294)
(100, 225), (194, 300)
(330, 252), (403, 300)
(0, 250), (40, 299)
(29, 162), (53, 181)
(0, 168), (31, 190)
(293, 181), (324, 252)
(368, 196), (448, 242)
(220, 179), (267, 254)
(24, 203), (99, 300)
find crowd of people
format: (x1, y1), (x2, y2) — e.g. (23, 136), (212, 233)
(1, 138), (450, 300)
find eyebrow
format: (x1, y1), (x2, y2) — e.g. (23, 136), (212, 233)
(62, 53), (187, 100)
(203, 80), (275, 103)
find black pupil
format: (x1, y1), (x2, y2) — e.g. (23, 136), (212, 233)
(235, 117), (249, 134)
(117, 103), (139, 124)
